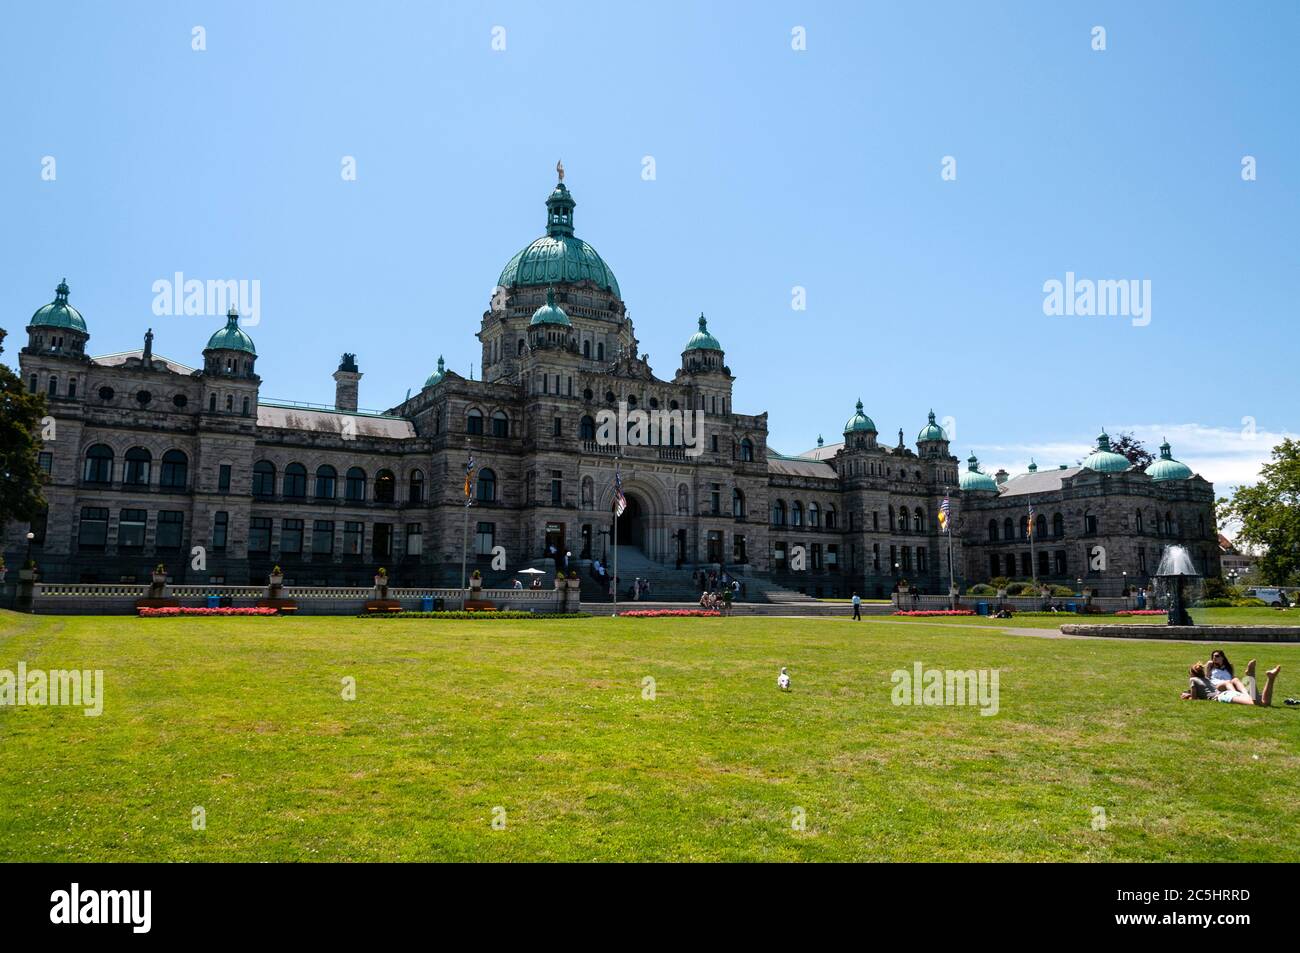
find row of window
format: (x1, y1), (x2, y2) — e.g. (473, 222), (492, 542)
(985, 510), (1207, 541)
(769, 500), (841, 529)
(771, 542), (843, 572)
(83, 445), (189, 488)
(78, 508), (185, 549)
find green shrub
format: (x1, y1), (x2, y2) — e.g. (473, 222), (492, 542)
(359, 610), (590, 620)
(967, 584), (996, 596)
(1006, 581), (1037, 596)
(989, 577), (1011, 591)
(1051, 585), (1076, 597)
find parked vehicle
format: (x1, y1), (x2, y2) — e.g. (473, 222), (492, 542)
(1245, 587), (1290, 607)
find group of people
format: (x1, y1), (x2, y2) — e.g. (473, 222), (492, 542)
(1181, 649), (1294, 707)
(699, 588), (734, 614)
(695, 568), (744, 600)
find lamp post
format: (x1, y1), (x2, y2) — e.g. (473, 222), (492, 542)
(25, 531), (35, 568)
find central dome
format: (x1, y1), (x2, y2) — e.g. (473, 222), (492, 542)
(497, 173), (621, 298)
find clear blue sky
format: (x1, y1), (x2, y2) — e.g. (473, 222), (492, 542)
(4, 1), (1296, 491)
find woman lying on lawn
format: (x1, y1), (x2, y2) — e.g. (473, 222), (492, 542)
(1182, 661), (1281, 706)
(1204, 649), (1253, 696)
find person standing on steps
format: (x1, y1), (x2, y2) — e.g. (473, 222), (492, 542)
(851, 591), (862, 621)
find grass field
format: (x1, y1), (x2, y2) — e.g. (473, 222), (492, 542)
(2, 609), (1298, 862)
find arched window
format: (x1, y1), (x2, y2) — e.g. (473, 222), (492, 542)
(791, 501), (803, 527)
(1003, 517), (1014, 540)
(160, 449), (189, 489)
(1135, 509), (1144, 534)
(583, 340), (591, 359)
(408, 469), (424, 504)
(914, 508), (924, 532)
(896, 506), (907, 533)
(124, 447), (151, 486)
(678, 484), (690, 515)
(1053, 512), (1065, 538)
(375, 469), (395, 502)
(47, 376), (58, 396)
(466, 408), (484, 435)
(492, 411), (509, 438)
(345, 467), (366, 501)
(242, 396), (250, 416)
(824, 505), (836, 529)
(771, 499), (785, 525)
(581, 476), (594, 508)
(225, 394), (233, 411)
(580, 415), (596, 441)
(476, 467), (496, 502)
(988, 519), (1000, 541)
(517, 338), (525, 356)
(209, 393), (217, 412)
(733, 488), (746, 518)
(284, 463), (307, 498)
(315, 465), (337, 499)
(252, 461), (276, 497)
(808, 502), (820, 527)
(740, 438), (754, 462)
(84, 444), (115, 484)
(1019, 515), (1030, 539)
(1164, 511), (1174, 535)
(1035, 515), (1047, 539)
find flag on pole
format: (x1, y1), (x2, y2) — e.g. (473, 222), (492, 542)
(1027, 500), (1035, 537)
(464, 454), (476, 500)
(613, 465), (627, 516)
(939, 496), (951, 533)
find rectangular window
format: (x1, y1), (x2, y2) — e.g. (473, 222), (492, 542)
(553, 417), (562, 437)
(249, 517), (272, 553)
(213, 511), (229, 550)
(873, 511), (880, 531)
(901, 546), (912, 573)
(38, 452), (53, 477)
(281, 518), (304, 555)
(918, 547), (928, 573)
(550, 470), (562, 505)
(1137, 549), (1147, 574)
(710, 484), (721, 515)
(773, 541), (787, 569)
(157, 511), (184, 550)
(218, 464), (231, 493)
(30, 508), (48, 545)
(118, 509), (147, 549)
(312, 520), (334, 555)
(889, 545), (897, 573)
(405, 524), (422, 556)
(811, 543), (823, 570)
(344, 521), (363, 555)
(79, 507), (109, 548)
(827, 544), (838, 571)
(475, 521), (495, 556)
(373, 523), (393, 558)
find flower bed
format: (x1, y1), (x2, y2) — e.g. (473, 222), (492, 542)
(892, 609), (976, 617)
(359, 611), (589, 620)
(1114, 609), (1167, 616)
(619, 609), (721, 618)
(138, 607), (280, 617)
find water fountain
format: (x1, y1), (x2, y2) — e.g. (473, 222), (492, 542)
(1152, 544), (1202, 626)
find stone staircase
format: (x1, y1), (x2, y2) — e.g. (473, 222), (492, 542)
(576, 546), (819, 605)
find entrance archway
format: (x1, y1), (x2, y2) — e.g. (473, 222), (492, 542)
(620, 493), (646, 549)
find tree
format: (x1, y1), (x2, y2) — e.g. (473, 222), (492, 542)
(1109, 431), (1154, 469)
(1220, 438), (1300, 586)
(0, 327), (49, 531)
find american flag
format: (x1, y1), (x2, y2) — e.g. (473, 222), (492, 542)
(939, 496), (951, 533)
(1027, 500), (1035, 537)
(613, 465), (627, 516)
(464, 454), (476, 500)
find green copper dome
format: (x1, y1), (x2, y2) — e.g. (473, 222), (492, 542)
(844, 399), (877, 434)
(1081, 430), (1130, 474)
(959, 454), (998, 492)
(684, 313), (722, 352)
(424, 355), (447, 389)
(529, 288), (571, 326)
(205, 308), (257, 355)
(28, 279), (87, 333)
(1147, 440), (1193, 481)
(497, 175), (621, 297)
(917, 409), (948, 443)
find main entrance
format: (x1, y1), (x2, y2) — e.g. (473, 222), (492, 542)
(619, 494), (645, 549)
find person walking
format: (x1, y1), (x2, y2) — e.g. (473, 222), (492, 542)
(851, 591), (862, 621)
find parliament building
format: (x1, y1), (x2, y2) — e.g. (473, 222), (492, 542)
(6, 169), (1220, 597)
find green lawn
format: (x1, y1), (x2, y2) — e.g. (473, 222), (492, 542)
(882, 607), (1300, 629)
(1, 609), (1298, 862)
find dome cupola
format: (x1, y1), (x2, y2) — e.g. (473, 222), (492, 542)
(844, 399), (876, 434)
(205, 307), (257, 355)
(497, 164), (621, 297)
(959, 454), (999, 492)
(917, 409), (948, 443)
(424, 355), (447, 389)
(29, 278), (87, 334)
(529, 288), (571, 326)
(1081, 429), (1130, 474)
(684, 313), (722, 352)
(1146, 440), (1193, 482)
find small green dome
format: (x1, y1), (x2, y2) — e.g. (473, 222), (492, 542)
(497, 177), (621, 297)
(844, 399), (877, 434)
(684, 313), (722, 352)
(959, 454), (998, 492)
(529, 288), (571, 326)
(917, 409), (948, 443)
(1081, 430), (1130, 474)
(28, 279), (87, 333)
(205, 307), (257, 355)
(424, 355), (447, 389)
(1147, 440), (1193, 482)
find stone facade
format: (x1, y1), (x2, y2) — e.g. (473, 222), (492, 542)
(6, 173), (1218, 597)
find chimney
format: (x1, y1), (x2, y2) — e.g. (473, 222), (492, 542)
(333, 353), (361, 412)
(994, 468), (1009, 485)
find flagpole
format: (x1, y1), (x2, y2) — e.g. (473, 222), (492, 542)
(612, 453), (620, 610)
(1028, 494), (1037, 586)
(460, 445), (474, 596)
(944, 487), (955, 607)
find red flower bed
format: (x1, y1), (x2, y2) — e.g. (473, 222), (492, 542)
(1114, 609), (1167, 616)
(618, 609), (721, 617)
(892, 609), (976, 617)
(138, 607), (280, 617)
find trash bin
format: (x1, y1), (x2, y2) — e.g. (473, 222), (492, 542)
(434, 597), (445, 611)
(977, 601), (988, 616)
(420, 596), (434, 612)
(206, 595), (220, 609)
(1066, 602), (1077, 613)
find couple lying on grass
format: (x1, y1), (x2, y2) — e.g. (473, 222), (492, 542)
(1181, 649), (1295, 706)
